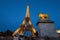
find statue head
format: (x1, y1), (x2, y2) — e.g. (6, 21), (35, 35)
(38, 13), (49, 20)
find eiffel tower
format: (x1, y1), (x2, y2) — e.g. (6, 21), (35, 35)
(12, 5), (36, 36)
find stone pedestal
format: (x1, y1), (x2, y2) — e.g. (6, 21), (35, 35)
(36, 20), (59, 40)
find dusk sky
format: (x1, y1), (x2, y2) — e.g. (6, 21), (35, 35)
(0, 0), (60, 32)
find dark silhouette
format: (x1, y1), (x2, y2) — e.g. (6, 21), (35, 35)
(5, 30), (13, 36)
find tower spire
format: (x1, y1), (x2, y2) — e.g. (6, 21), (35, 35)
(25, 5), (30, 18)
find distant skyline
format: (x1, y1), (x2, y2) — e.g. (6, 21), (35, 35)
(0, 0), (60, 32)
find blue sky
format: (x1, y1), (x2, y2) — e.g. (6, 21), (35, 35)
(0, 0), (60, 32)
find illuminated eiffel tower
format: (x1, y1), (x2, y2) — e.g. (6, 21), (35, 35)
(12, 5), (36, 36)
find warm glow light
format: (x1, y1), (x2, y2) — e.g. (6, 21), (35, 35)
(56, 30), (60, 33)
(13, 5), (36, 36)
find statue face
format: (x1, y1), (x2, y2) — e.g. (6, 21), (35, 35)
(38, 14), (49, 20)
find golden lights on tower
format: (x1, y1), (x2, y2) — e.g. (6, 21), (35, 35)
(12, 5), (36, 36)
